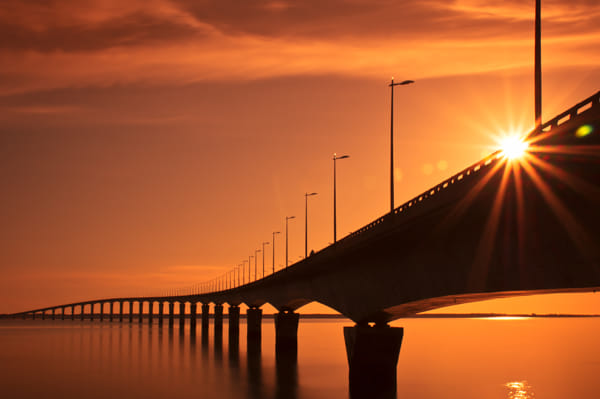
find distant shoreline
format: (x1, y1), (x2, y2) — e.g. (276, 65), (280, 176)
(2, 312), (600, 320)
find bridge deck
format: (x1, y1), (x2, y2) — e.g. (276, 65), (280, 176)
(14, 91), (600, 323)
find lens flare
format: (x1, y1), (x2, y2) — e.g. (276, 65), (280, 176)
(500, 136), (529, 159)
(575, 124), (593, 138)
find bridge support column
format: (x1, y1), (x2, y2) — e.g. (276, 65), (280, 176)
(201, 304), (210, 332)
(51, 309), (55, 320)
(228, 305), (240, 336)
(189, 303), (197, 330)
(275, 310), (299, 357)
(61, 307), (65, 320)
(71, 306), (75, 321)
(80, 305), (84, 321)
(168, 302), (174, 328)
(90, 303), (94, 321)
(32, 312), (36, 320)
(99, 303), (104, 321)
(119, 302), (123, 322)
(129, 301), (134, 323)
(158, 302), (164, 326)
(247, 307), (262, 342)
(148, 301), (154, 324)
(214, 304), (223, 333)
(343, 324), (404, 398)
(109, 302), (114, 322)
(41, 310), (45, 320)
(179, 302), (185, 329)
(139, 302), (144, 324)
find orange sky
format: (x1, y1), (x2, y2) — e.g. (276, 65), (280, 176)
(1, 0), (599, 314)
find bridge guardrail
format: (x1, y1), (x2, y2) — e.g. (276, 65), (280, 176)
(12, 92), (599, 312)
(338, 90), (600, 244)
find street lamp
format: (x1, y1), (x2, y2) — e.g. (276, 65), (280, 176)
(272, 231), (280, 273)
(333, 153), (349, 243)
(242, 260), (248, 284)
(248, 255), (254, 281)
(305, 192), (318, 257)
(254, 249), (261, 281)
(534, 0), (541, 129)
(389, 78), (414, 213)
(262, 241), (269, 278)
(285, 216), (296, 268)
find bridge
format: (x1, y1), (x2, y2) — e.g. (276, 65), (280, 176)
(8, 90), (600, 396)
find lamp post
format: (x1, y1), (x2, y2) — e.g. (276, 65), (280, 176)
(262, 241), (269, 278)
(285, 216), (296, 268)
(305, 192), (318, 257)
(534, 0), (541, 129)
(389, 78), (414, 213)
(333, 153), (349, 243)
(248, 255), (253, 281)
(272, 231), (280, 274)
(242, 260), (248, 284)
(254, 249), (261, 281)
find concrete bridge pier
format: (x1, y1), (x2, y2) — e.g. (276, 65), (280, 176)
(189, 303), (197, 330)
(344, 324), (404, 398)
(99, 303), (104, 321)
(51, 309), (55, 320)
(201, 304), (210, 332)
(90, 304), (94, 321)
(179, 302), (185, 329)
(129, 301), (134, 323)
(168, 302), (174, 328)
(138, 302), (144, 324)
(119, 302), (123, 322)
(109, 302), (114, 322)
(228, 305), (240, 336)
(214, 304), (223, 334)
(158, 302), (164, 326)
(61, 307), (65, 320)
(275, 310), (299, 357)
(71, 306), (75, 320)
(32, 312), (36, 320)
(41, 310), (45, 320)
(247, 307), (262, 343)
(148, 301), (153, 325)
(80, 305), (84, 321)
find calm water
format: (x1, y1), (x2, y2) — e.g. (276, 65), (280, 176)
(1, 317), (599, 398)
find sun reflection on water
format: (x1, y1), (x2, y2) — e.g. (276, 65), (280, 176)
(505, 381), (535, 399)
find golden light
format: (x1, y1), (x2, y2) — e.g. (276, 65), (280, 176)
(500, 136), (529, 159)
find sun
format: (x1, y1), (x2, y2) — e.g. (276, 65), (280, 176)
(499, 136), (529, 160)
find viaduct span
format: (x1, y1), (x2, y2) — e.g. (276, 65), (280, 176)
(9, 91), (600, 396)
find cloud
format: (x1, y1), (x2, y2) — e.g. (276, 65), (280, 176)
(0, 0), (598, 94)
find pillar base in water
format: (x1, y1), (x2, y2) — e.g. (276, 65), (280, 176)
(343, 324), (404, 398)
(168, 302), (174, 328)
(229, 306), (240, 334)
(275, 311), (299, 356)
(247, 307), (262, 342)
(190, 303), (197, 329)
(179, 302), (185, 329)
(201, 304), (210, 331)
(214, 304), (224, 333)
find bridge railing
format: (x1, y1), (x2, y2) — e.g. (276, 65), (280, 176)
(532, 90), (600, 138)
(337, 90), (600, 244)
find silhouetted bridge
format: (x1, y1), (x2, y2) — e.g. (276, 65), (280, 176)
(10, 91), (600, 396)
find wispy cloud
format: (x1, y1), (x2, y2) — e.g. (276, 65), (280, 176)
(0, 0), (598, 95)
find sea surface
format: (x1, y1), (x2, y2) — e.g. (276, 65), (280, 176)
(1, 317), (599, 398)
